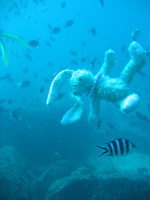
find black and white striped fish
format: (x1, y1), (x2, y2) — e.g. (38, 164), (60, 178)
(97, 138), (136, 157)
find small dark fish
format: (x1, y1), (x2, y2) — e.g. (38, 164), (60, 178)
(25, 53), (32, 62)
(147, 104), (150, 112)
(51, 27), (61, 34)
(102, 130), (112, 140)
(146, 51), (150, 57)
(33, 0), (38, 4)
(43, 78), (51, 83)
(0, 99), (6, 104)
(99, 0), (104, 7)
(8, 3), (19, 12)
(10, 108), (22, 121)
(55, 93), (65, 101)
(33, 71), (38, 79)
(8, 4), (15, 12)
(96, 119), (102, 130)
(47, 61), (53, 66)
(0, 73), (11, 80)
(0, 107), (7, 114)
(29, 40), (39, 47)
(132, 29), (140, 41)
(47, 23), (52, 29)
(4, 14), (9, 20)
(97, 60), (102, 66)
(81, 57), (87, 63)
(45, 41), (51, 47)
(65, 20), (74, 27)
(40, 86), (45, 93)
(138, 124), (150, 132)
(97, 138), (136, 157)
(44, 77), (51, 83)
(81, 41), (86, 47)
(22, 67), (29, 74)
(107, 123), (115, 129)
(26, 48), (31, 53)
(90, 57), (97, 69)
(135, 111), (150, 123)
(70, 50), (77, 56)
(14, 6), (20, 17)
(90, 28), (97, 36)
(50, 36), (55, 43)
(10, 50), (14, 56)
(71, 60), (78, 65)
(18, 80), (31, 88)
(137, 167), (149, 175)
(35, 97), (40, 101)
(15, 53), (19, 58)
(121, 45), (126, 53)
(61, 2), (66, 8)
(137, 70), (147, 77)
(33, 0), (46, 6)
(20, 0), (28, 8)
(8, 99), (16, 105)
(0, 73), (13, 83)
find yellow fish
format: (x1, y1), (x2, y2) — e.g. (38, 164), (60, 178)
(0, 41), (9, 66)
(0, 31), (29, 66)
(1, 32), (29, 47)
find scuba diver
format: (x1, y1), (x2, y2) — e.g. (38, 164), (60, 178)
(0, 30), (39, 66)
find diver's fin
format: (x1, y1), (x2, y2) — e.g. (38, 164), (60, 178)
(0, 41), (9, 66)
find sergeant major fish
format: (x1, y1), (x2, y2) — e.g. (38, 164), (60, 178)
(97, 138), (136, 157)
(65, 20), (74, 27)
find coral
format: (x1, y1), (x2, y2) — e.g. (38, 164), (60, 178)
(44, 165), (150, 200)
(0, 145), (149, 199)
(46, 42), (146, 125)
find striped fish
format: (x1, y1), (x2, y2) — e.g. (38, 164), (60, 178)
(97, 138), (136, 157)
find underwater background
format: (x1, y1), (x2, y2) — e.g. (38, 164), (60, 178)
(0, 0), (150, 199)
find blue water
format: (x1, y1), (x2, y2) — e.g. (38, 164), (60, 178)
(0, 1), (150, 200)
